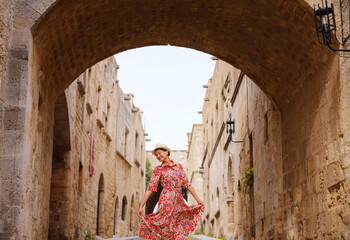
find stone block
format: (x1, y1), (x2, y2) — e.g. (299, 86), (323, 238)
(6, 57), (28, 106)
(0, 205), (12, 232)
(305, 155), (317, 174)
(9, 49), (28, 61)
(25, 0), (56, 15)
(306, 174), (316, 195)
(0, 180), (21, 207)
(0, 233), (13, 240)
(304, 216), (317, 238)
(13, 2), (40, 30)
(325, 162), (345, 189)
(9, 30), (31, 50)
(3, 106), (25, 131)
(2, 131), (24, 157)
(325, 140), (341, 165)
(343, 154), (350, 169)
(292, 183), (303, 203)
(304, 195), (318, 217)
(0, 156), (15, 180)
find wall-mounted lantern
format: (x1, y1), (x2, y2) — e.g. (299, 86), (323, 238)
(314, 0), (350, 52)
(226, 117), (243, 143)
(199, 166), (209, 179)
(199, 166), (204, 177)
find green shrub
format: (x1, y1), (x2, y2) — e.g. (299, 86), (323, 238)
(241, 168), (254, 194)
(85, 230), (95, 240)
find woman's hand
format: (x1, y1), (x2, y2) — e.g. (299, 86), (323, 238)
(197, 199), (204, 207)
(187, 185), (204, 208)
(138, 207), (143, 218)
(138, 190), (152, 218)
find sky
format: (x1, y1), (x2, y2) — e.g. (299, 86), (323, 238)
(114, 46), (216, 151)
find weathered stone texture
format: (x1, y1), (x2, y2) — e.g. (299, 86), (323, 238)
(189, 58), (350, 239)
(0, 0), (349, 239)
(61, 57), (145, 239)
(27, 0), (331, 108)
(14, 56), (145, 239)
(186, 124), (204, 233)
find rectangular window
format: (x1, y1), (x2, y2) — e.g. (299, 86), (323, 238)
(124, 128), (129, 157)
(78, 162), (83, 196)
(97, 86), (102, 111)
(264, 112), (269, 144)
(135, 132), (139, 159)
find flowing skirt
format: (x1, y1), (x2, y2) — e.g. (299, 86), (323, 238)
(139, 189), (204, 240)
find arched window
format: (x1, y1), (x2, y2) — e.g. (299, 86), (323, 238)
(216, 188), (219, 210)
(96, 174), (105, 235)
(122, 196), (127, 221)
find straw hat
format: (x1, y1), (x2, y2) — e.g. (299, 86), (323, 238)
(152, 144), (171, 156)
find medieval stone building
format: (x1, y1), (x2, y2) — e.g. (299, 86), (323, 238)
(187, 60), (282, 239)
(48, 56), (145, 239)
(187, 59), (350, 239)
(186, 124), (205, 234)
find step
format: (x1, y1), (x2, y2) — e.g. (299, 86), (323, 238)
(191, 235), (222, 240)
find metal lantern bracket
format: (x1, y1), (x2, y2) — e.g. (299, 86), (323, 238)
(226, 118), (243, 143)
(199, 166), (209, 179)
(314, 0), (350, 52)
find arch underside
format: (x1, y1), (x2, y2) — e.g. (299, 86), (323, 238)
(31, 0), (333, 109)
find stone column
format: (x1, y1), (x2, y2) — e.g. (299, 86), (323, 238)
(0, 28), (32, 239)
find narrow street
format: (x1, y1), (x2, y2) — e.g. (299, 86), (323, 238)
(2, 0), (350, 239)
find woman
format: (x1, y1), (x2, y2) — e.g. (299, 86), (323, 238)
(138, 144), (204, 240)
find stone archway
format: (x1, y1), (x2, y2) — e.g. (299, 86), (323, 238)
(0, 0), (346, 239)
(28, 0), (333, 108)
(48, 92), (71, 240)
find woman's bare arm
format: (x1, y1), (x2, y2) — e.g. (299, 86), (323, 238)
(138, 190), (153, 217)
(187, 185), (204, 206)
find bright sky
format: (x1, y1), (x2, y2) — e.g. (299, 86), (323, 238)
(114, 46), (215, 151)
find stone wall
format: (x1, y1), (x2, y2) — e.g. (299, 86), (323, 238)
(193, 57), (350, 239)
(186, 124), (204, 206)
(13, 55), (145, 239)
(196, 60), (283, 239)
(64, 57), (145, 239)
(0, 0), (349, 239)
(186, 124), (204, 233)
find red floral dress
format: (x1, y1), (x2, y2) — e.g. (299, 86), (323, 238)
(139, 162), (204, 240)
